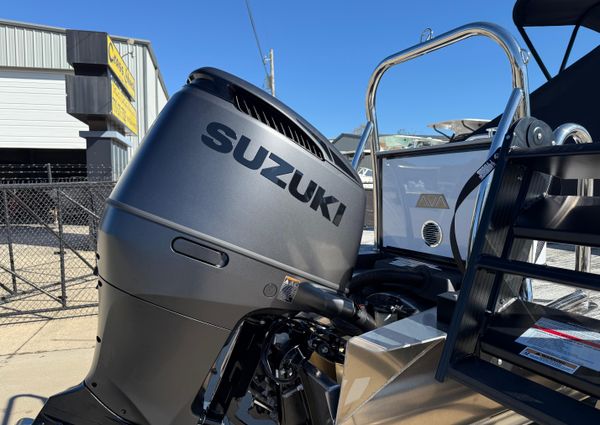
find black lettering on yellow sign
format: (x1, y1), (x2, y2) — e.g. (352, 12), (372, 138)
(107, 35), (135, 99)
(111, 80), (138, 135)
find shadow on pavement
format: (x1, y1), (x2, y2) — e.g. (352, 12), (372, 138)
(2, 394), (46, 425)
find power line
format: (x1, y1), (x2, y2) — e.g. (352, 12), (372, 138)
(244, 0), (269, 78)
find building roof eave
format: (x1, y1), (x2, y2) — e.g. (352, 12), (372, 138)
(0, 18), (169, 99)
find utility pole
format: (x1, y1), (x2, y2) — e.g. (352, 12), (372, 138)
(268, 48), (275, 97)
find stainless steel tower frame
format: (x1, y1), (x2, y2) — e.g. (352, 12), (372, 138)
(361, 22), (531, 250)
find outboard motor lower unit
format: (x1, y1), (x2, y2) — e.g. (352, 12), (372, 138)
(34, 68), (365, 425)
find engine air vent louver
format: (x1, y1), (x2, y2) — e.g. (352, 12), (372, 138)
(232, 89), (325, 161)
(422, 220), (442, 248)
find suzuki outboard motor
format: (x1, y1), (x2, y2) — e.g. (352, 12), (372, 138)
(34, 68), (365, 425)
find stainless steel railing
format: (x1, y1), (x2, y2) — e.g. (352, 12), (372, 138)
(364, 22), (530, 250)
(352, 121), (373, 170)
(469, 88), (525, 255)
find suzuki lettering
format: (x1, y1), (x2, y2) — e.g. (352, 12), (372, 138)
(201, 121), (347, 226)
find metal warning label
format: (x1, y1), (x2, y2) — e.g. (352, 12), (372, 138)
(519, 347), (579, 374)
(516, 317), (600, 372)
(277, 275), (300, 303)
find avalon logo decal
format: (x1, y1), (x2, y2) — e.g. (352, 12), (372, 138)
(201, 121), (347, 226)
(416, 194), (450, 209)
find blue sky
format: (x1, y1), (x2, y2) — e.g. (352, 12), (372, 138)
(3, 1), (599, 137)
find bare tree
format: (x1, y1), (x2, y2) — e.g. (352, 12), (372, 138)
(352, 124), (366, 135)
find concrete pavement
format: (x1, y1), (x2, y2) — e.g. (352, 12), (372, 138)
(0, 316), (96, 425)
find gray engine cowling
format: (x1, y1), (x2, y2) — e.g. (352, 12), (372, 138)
(103, 68), (366, 308)
(34, 68), (365, 425)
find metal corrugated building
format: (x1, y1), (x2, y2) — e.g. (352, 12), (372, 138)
(0, 18), (168, 164)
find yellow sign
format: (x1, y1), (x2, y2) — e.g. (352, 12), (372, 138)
(107, 35), (135, 99)
(111, 80), (138, 135)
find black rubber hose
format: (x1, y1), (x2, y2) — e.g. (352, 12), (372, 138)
(293, 282), (377, 331)
(345, 268), (426, 293)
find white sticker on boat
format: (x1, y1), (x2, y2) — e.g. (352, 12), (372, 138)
(516, 317), (600, 372)
(519, 347), (579, 374)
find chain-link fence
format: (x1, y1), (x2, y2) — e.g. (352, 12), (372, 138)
(0, 181), (115, 325)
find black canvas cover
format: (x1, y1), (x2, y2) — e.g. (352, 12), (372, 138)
(528, 44), (600, 139)
(474, 44), (600, 141)
(472, 44), (600, 195)
(514, 0), (600, 32)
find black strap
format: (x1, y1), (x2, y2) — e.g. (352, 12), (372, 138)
(450, 147), (501, 274)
